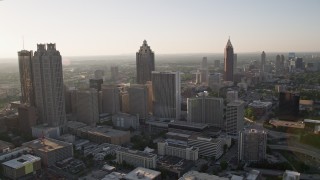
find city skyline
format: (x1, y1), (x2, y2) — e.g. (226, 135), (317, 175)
(1, 0), (320, 58)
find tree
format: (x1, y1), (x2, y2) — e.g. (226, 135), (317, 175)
(220, 161), (228, 170)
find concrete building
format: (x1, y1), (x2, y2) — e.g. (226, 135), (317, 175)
(22, 138), (73, 166)
(116, 148), (157, 169)
(283, 170), (300, 180)
(2, 154), (41, 180)
(18, 50), (35, 106)
(136, 40), (155, 84)
(31, 124), (61, 138)
(128, 84), (149, 120)
(226, 100), (245, 136)
(238, 129), (267, 163)
(112, 113), (139, 130)
(158, 140), (199, 161)
(187, 135), (224, 158)
(102, 85), (120, 114)
(18, 104), (38, 135)
(224, 38), (234, 81)
(120, 91), (130, 113)
(32, 44), (66, 127)
(248, 101), (272, 117)
(111, 66), (119, 82)
(187, 96), (224, 128)
(152, 71), (181, 120)
(226, 90), (238, 103)
(179, 171), (228, 180)
(76, 89), (99, 126)
(125, 167), (161, 180)
(89, 79), (103, 91)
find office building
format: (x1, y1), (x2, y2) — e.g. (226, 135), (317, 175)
(120, 91), (130, 113)
(89, 79), (103, 91)
(146, 81), (153, 114)
(158, 140), (198, 161)
(112, 113), (139, 130)
(18, 104), (38, 134)
(136, 40), (155, 84)
(279, 92), (300, 118)
(22, 138), (73, 166)
(1, 154), (41, 180)
(238, 129), (267, 163)
(111, 66), (119, 82)
(32, 43), (66, 127)
(152, 71), (181, 120)
(116, 147), (157, 169)
(187, 96), (224, 128)
(187, 135), (224, 158)
(201, 57), (208, 69)
(179, 171), (228, 180)
(226, 90), (238, 103)
(18, 50), (35, 106)
(261, 51), (266, 71)
(76, 89), (99, 126)
(295, 57), (304, 70)
(233, 53), (237, 73)
(199, 57), (209, 84)
(283, 170), (300, 180)
(128, 84), (149, 119)
(226, 100), (245, 135)
(125, 167), (161, 180)
(224, 38), (234, 81)
(102, 85), (120, 114)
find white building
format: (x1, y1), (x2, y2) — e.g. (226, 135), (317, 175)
(157, 141), (198, 161)
(187, 135), (224, 158)
(283, 170), (300, 180)
(116, 148), (157, 169)
(124, 167), (161, 180)
(226, 100), (245, 136)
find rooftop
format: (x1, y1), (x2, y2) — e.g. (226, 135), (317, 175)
(78, 126), (130, 137)
(23, 137), (72, 152)
(179, 171), (228, 180)
(117, 147), (156, 158)
(2, 154), (40, 169)
(304, 119), (320, 124)
(169, 121), (209, 129)
(227, 100), (244, 106)
(125, 167), (161, 180)
(0, 140), (14, 150)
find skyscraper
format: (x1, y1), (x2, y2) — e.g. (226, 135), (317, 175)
(152, 71), (181, 120)
(102, 85), (120, 114)
(187, 95), (224, 128)
(226, 100), (244, 135)
(238, 129), (267, 163)
(111, 66), (119, 82)
(32, 44), (66, 127)
(261, 51), (266, 71)
(224, 38), (234, 81)
(18, 50), (35, 105)
(136, 40), (155, 84)
(75, 89), (99, 126)
(200, 57), (209, 84)
(128, 84), (149, 120)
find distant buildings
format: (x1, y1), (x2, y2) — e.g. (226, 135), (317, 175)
(187, 95), (224, 128)
(136, 40), (155, 84)
(238, 129), (267, 163)
(224, 38), (234, 81)
(94, 70), (104, 79)
(116, 147), (157, 169)
(261, 51), (266, 71)
(199, 57), (209, 84)
(22, 137), (73, 166)
(89, 78), (103, 91)
(248, 101), (272, 117)
(111, 66), (119, 82)
(226, 100), (245, 135)
(152, 71), (181, 120)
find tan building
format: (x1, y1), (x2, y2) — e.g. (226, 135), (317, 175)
(2, 154), (41, 180)
(22, 137), (73, 166)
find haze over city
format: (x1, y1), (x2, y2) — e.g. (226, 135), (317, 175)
(1, 0), (320, 58)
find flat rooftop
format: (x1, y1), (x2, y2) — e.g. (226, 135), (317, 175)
(169, 120), (209, 129)
(269, 120), (305, 129)
(23, 138), (72, 152)
(125, 167), (161, 180)
(179, 171), (228, 180)
(67, 121), (87, 129)
(78, 126), (130, 137)
(117, 147), (156, 158)
(2, 154), (40, 169)
(227, 100), (244, 106)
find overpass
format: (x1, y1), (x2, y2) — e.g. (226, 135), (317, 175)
(268, 144), (320, 161)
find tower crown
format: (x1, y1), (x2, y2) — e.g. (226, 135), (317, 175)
(226, 38), (233, 48)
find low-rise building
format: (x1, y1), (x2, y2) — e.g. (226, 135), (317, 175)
(116, 148), (157, 169)
(22, 137), (73, 166)
(31, 124), (60, 138)
(157, 140), (198, 161)
(179, 171), (228, 180)
(0, 140), (14, 153)
(248, 101), (272, 117)
(187, 135), (224, 158)
(283, 170), (300, 180)
(112, 113), (139, 130)
(2, 154), (41, 179)
(124, 167), (161, 180)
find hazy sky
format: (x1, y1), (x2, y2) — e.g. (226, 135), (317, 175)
(0, 0), (319, 58)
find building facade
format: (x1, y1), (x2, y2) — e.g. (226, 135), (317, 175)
(226, 100), (245, 135)
(102, 85), (120, 114)
(187, 136), (224, 158)
(76, 89), (99, 126)
(158, 141), (199, 161)
(238, 129), (267, 163)
(152, 71), (181, 120)
(128, 84), (149, 120)
(224, 38), (234, 81)
(136, 40), (155, 84)
(116, 148), (157, 169)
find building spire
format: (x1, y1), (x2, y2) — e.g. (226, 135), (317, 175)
(226, 37), (233, 48)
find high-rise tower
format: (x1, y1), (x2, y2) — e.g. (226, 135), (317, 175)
(224, 38), (234, 81)
(18, 50), (35, 105)
(261, 51), (266, 71)
(152, 71), (181, 120)
(32, 43), (66, 127)
(136, 40), (155, 84)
